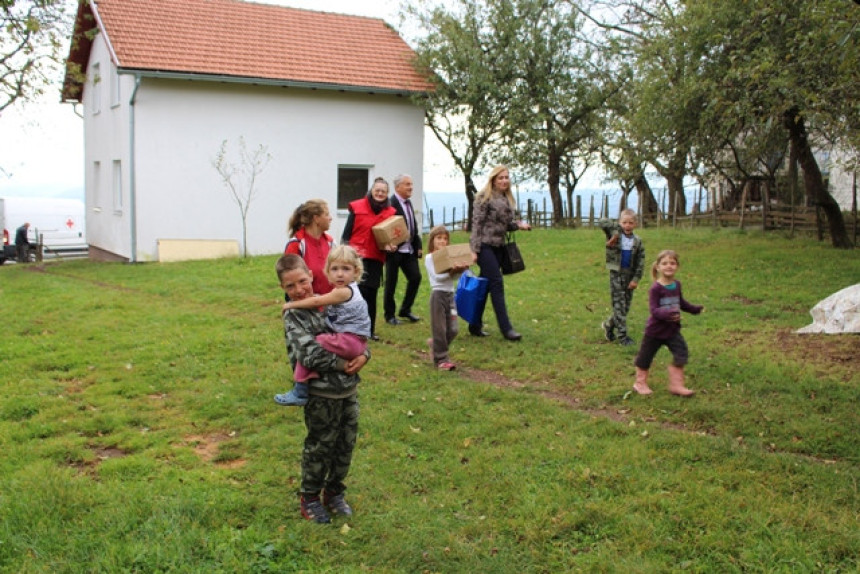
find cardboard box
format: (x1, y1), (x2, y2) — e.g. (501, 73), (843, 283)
(372, 215), (409, 248)
(433, 243), (473, 274)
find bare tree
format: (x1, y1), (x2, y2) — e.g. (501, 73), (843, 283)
(212, 137), (271, 257)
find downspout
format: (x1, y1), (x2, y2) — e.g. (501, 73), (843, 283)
(129, 74), (141, 262)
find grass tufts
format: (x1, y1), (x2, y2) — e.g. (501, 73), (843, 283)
(0, 228), (857, 572)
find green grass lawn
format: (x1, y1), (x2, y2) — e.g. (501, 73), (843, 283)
(1, 227), (857, 573)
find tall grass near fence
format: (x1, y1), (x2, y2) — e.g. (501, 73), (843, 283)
(0, 228), (857, 573)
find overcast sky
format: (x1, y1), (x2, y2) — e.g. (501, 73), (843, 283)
(0, 0), (476, 201)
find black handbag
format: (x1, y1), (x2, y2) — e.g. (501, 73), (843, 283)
(500, 232), (525, 275)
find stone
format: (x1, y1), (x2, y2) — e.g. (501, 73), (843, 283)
(797, 283), (860, 334)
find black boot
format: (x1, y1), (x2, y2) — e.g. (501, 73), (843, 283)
(469, 324), (488, 337)
(503, 329), (522, 341)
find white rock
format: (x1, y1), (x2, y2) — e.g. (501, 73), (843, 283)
(797, 283), (860, 334)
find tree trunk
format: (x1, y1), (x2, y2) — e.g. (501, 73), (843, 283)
(634, 174), (659, 221)
(464, 174), (477, 232)
(665, 172), (687, 217)
(788, 144), (798, 234)
(566, 187), (574, 219)
(783, 108), (853, 249)
(546, 137), (564, 224)
(564, 169), (576, 220)
(619, 183), (633, 212)
(739, 180), (749, 230)
(762, 179), (770, 231)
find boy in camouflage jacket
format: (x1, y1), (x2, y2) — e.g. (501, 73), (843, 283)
(599, 209), (645, 345)
(277, 254), (371, 524)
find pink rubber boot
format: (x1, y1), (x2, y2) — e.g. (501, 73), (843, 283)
(633, 367), (653, 395)
(667, 365), (694, 396)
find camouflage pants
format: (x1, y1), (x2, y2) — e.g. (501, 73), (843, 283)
(605, 270), (635, 338)
(301, 393), (359, 497)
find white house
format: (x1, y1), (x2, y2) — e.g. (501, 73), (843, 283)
(62, 0), (432, 262)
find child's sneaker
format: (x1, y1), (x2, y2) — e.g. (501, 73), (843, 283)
(602, 320), (616, 342)
(618, 336), (635, 346)
(436, 361), (456, 371)
(323, 490), (353, 517)
(300, 496), (331, 524)
(274, 383), (308, 406)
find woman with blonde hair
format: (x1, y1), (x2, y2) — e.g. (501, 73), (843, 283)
(468, 165), (531, 341)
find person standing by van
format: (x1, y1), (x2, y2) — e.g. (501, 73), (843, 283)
(15, 223), (32, 263)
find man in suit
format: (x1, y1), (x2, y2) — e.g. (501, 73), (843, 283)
(384, 174), (423, 325)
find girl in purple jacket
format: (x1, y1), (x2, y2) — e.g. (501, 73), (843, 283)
(633, 250), (703, 396)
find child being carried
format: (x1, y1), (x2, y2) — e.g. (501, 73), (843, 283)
(276, 245), (371, 406)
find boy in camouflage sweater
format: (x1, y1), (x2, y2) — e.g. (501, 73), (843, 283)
(277, 254), (371, 524)
(599, 209), (645, 346)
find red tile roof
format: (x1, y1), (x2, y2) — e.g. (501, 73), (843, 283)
(63, 0), (433, 101)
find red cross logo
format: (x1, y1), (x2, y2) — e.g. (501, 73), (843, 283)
(66, 218), (75, 229)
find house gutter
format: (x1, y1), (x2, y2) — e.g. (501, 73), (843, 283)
(117, 68), (428, 97)
(128, 74), (142, 263)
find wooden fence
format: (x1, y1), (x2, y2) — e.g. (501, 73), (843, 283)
(424, 200), (858, 239)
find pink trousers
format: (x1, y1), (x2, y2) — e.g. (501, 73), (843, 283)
(293, 332), (367, 382)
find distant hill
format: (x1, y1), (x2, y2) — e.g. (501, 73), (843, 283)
(0, 183), (84, 201)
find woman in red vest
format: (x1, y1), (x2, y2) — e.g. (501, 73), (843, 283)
(342, 177), (396, 341)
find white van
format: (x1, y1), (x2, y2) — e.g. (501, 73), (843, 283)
(1, 197), (87, 263)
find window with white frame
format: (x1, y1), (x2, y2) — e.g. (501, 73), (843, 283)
(91, 63), (101, 115)
(92, 161), (101, 209)
(112, 160), (123, 213)
(337, 166), (370, 210)
(110, 63), (120, 108)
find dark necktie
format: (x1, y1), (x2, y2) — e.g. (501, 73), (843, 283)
(403, 199), (414, 237)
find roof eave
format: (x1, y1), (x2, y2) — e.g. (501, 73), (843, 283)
(62, 0), (118, 103)
(61, 0), (95, 102)
(118, 68), (431, 97)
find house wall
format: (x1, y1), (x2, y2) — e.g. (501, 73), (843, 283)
(80, 25), (426, 262)
(131, 80), (424, 261)
(82, 34), (135, 260)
